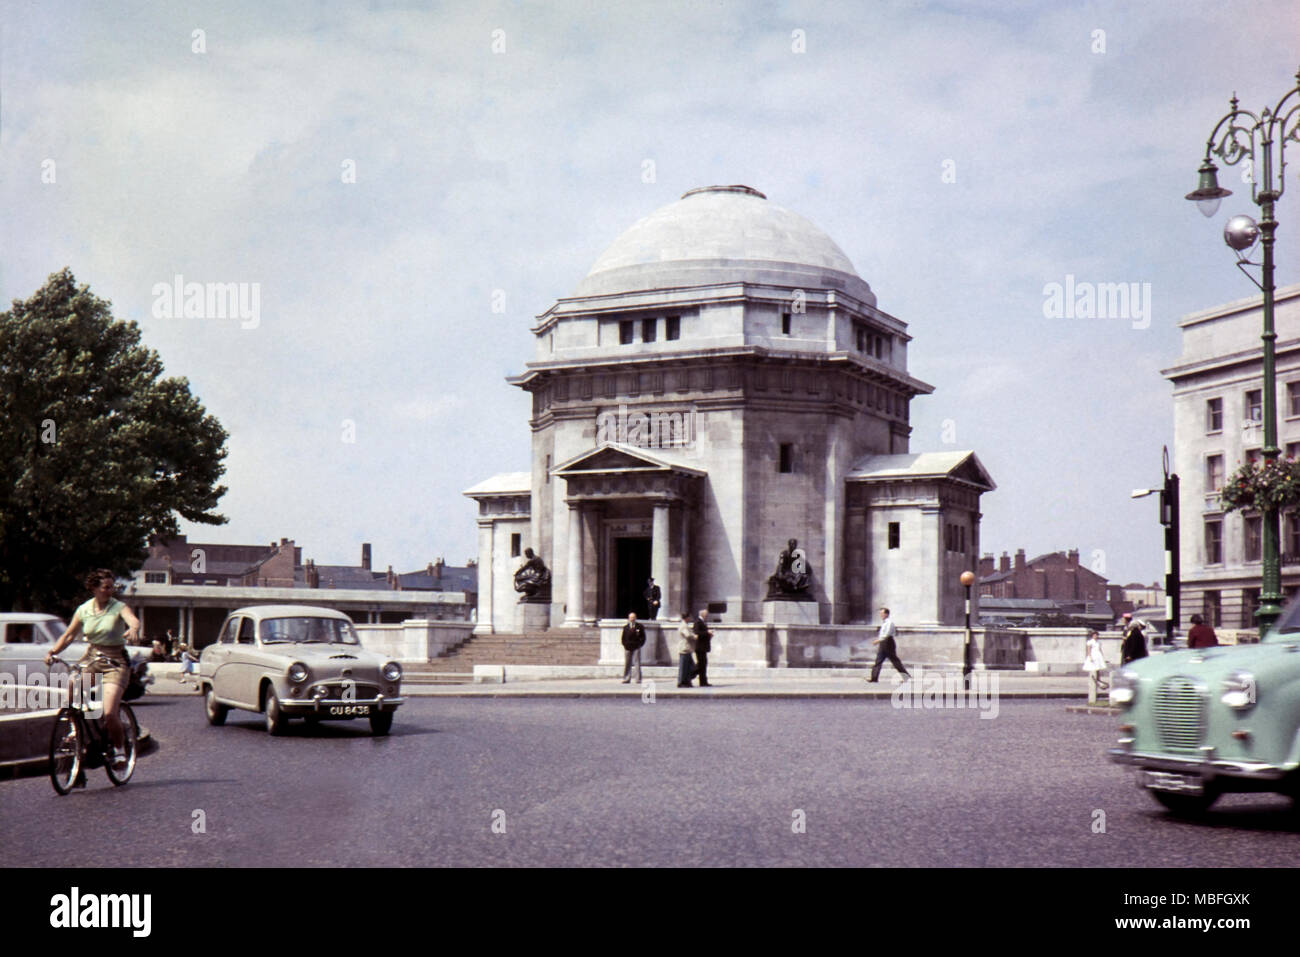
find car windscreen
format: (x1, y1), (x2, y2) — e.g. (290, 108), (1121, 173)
(1273, 599), (1300, 636)
(259, 617), (360, 645)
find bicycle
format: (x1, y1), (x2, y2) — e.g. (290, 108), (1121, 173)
(47, 655), (139, 795)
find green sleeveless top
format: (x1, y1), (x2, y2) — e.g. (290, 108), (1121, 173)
(76, 598), (128, 647)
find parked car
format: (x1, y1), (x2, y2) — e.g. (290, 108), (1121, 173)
(0, 612), (151, 700)
(199, 605), (403, 736)
(1108, 599), (1300, 815)
(0, 612), (151, 770)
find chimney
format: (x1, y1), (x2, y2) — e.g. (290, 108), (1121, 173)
(426, 562), (434, 577)
(999, 552), (1011, 573)
(979, 553), (995, 577)
(435, 557), (444, 580)
(387, 564), (395, 588)
(1067, 548), (1079, 567)
(361, 543), (372, 571)
(1015, 548), (1027, 571)
(280, 537), (289, 546)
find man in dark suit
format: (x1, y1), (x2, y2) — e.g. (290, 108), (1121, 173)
(1120, 613), (1148, 664)
(643, 578), (661, 620)
(620, 612), (646, 684)
(692, 608), (712, 687)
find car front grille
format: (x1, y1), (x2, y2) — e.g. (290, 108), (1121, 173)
(1153, 677), (1206, 750)
(314, 682), (379, 699)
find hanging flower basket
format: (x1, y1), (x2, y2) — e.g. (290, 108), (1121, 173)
(1220, 458), (1300, 513)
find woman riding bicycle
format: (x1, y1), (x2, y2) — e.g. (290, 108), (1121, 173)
(45, 569), (141, 768)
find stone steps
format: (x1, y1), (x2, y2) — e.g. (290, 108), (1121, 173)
(414, 630), (602, 671)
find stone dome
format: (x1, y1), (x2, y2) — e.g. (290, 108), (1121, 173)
(574, 185), (874, 304)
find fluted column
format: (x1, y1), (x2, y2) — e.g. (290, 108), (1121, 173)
(566, 503), (584, 627)
(652, 501), (672, 621)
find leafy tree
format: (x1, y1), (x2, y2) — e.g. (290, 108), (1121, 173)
(0, 269), (228, 612)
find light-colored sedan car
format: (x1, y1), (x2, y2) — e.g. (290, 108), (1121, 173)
(1109, 602), (1300, 815)
(199, 605), (403, 736)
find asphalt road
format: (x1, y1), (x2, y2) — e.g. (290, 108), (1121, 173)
(4, 696), (1299, 867)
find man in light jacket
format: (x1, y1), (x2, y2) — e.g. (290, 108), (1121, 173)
(867, 606), (911, 683)
(676, 613), (697, 687)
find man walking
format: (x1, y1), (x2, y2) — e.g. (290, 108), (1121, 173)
(868, 606), (910, 683)
(643, 578), (662, 620)
(620, 612), (646, 684)
(693, 608), (713, 687)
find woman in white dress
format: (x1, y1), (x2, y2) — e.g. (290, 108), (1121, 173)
(1082, 629), (1109, 704)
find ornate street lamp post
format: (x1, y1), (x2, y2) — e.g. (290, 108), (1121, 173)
(1186, 69), (1300, 637)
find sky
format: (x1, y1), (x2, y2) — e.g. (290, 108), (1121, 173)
(2, 0), (1298, 585)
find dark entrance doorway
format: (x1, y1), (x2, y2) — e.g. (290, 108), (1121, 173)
(614, 537), (652, 618)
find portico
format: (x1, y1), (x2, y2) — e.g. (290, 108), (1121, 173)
(552, 445), (703, 624)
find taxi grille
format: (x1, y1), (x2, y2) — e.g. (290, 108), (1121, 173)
(1153, 677), (1206, 750)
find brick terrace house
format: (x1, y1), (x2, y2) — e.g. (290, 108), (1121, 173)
(978, 548), (1120, 605)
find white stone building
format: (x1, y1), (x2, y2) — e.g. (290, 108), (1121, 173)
(466, 185), (994, 637)
(1164, 282), (1300, 629)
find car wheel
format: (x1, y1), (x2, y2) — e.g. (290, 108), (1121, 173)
(369, 710), (393, 736)
(204, 686), (228, 726)
(1148, 786), (1219, 816)
(263, 685), (288, 736)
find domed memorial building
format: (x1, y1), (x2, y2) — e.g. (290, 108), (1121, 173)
(465, 186), (994, 665)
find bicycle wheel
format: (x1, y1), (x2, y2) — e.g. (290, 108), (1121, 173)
(105, 703), (138, 786)
(49, 708), (86, 796)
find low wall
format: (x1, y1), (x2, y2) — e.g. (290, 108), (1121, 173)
(599, 621), (1030, 669)
(600, 621), (770, 669)
(355, 620), (474, 662)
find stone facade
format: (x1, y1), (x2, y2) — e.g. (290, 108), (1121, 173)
(1163, 282), (1300, 629)
(467, 186), (995, 638)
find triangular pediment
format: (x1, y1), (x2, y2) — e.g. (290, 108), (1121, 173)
(848, 450), (995, 491)
(552, 443), (706, 477)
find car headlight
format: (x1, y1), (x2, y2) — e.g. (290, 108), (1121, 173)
(383, 662), (402, 682)
(1220, 671), (1257, 709)
(1110, 669), (1139, 706)
(288, 662), (309, 683)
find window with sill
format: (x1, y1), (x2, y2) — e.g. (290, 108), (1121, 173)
(1289, 381), (1300, 417)
(1204, 518), (1223, 564)
(1244, 515), (1262, 562)
(1206, 454), (1224, 492)
(1206, 397), (1223, 432)
(1245, 389), (1263, 424)
(619, 321), (634, 345)
(666, 316), (680, 340)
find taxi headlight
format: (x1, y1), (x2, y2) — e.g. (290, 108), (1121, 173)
(288, 662), (309, 683)
(1220, 671), (1257, 709)
(1110, 669), (1139, 706)
(383, 662), (402, 682)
